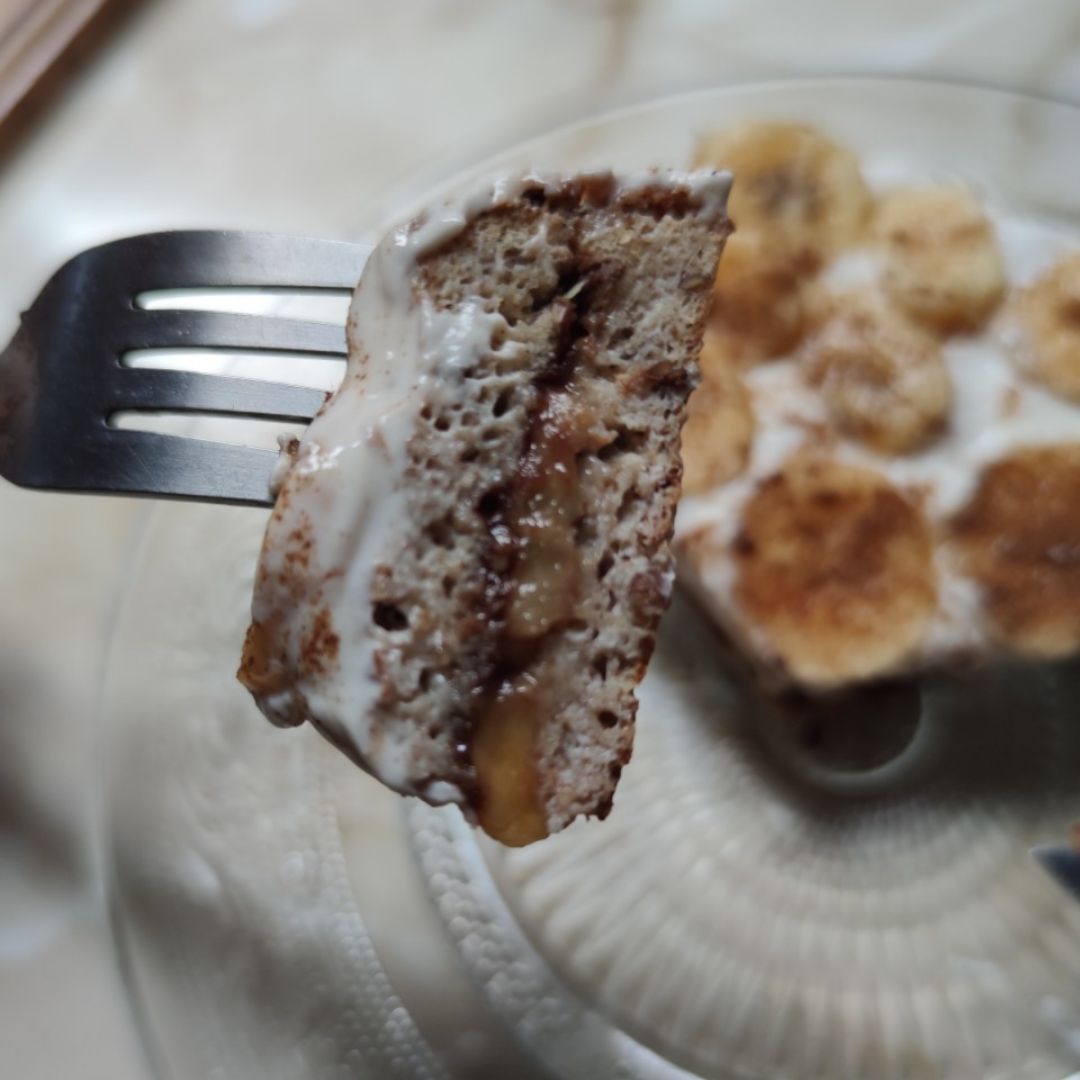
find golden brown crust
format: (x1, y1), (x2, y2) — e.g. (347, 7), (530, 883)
(732, 457), (936, 687)
(948, 445), (1080, 658)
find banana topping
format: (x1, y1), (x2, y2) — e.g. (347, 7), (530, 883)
(695, 122), (872, 269)
(875, 186), (1006, 333)
(1006, 252), (1080, 403)
(805, 291), (952, 455)
(679, 121), (1080, 689)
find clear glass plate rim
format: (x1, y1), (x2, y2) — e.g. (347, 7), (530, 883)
(366, 72), (1080, 232)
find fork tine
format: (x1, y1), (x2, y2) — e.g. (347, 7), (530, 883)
(1, 231), (375, 505)
(90, 429), (276, 505)
(114, 308), (349, 355)
(110, 368), (327, 421)
(85, 231), (371, 292)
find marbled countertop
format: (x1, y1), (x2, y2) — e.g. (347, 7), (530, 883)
(2, 1), (1079, 1076)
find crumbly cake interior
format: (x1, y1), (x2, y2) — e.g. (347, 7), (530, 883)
(365, 180), (725, 841)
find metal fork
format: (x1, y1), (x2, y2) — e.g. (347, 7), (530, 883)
(0, 231), (370, 506)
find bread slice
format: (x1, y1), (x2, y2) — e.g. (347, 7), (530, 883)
(239, 171), (730, 845)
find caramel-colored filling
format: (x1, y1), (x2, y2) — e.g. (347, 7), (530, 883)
(472, 676), (548, 846)
(471, 384), (603, 845)
(505, 389), (586, 640)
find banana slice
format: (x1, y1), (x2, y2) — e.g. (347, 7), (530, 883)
(694, 122), (872, 268)
(949, 444), (1080, 658)
(805, 291), (952, 454)
(710, 231), (817, 363)
(682, 333), (755, 494)
(875, 186), (1006, 333)
(1006, 252), (1080, 403)
(733, 456), (936, 688)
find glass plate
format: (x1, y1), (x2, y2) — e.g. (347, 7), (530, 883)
(99, 78), (1080, 1080)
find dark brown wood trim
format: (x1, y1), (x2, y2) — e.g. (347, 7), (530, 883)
(0, 0), (146, 159)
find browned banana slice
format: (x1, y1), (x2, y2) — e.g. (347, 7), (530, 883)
(1007, 252), (1080, 403)
(804, 291), (952, 454)
(949, 444), (1080, 658)
(694, 122), (872, 268)
(710, 232), (817, 364)
(733, 456), (936, 687)
(682, 333), (756, 494)
(875, 186), (1005, 333)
